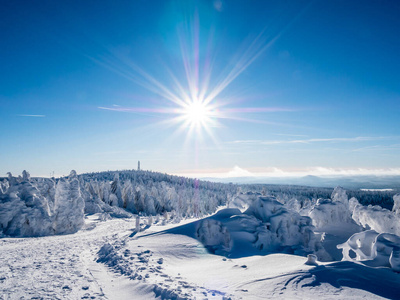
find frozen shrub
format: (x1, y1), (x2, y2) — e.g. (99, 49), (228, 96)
(392, 194), (400, 215)
(308, 199), (353, 228)
(352, 204), (400, 236)
(196, 219), (232, 255)
(331, 186), (349, 209)
(0, 170), (85, 237)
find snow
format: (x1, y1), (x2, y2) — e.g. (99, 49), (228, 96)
(392, 193), (400, 215)
(352, 202), (400, 235)
(1, 208), (400, 299)
(2, 171), (400, 299)
(0, 171), (84, 237)
(338, 230), (400, 271)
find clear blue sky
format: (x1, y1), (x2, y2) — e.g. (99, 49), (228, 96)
(1, 0), (399, 177)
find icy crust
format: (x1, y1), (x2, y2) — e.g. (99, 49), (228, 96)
(338, 230), (400, 271)
(0, 171), (84, 237)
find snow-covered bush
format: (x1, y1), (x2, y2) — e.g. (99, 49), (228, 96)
(331, 186), (349, 209)
(76, 170), (237, 218)
(308, 199), (353, 228)
(392, 194), (400, 215)
(352, 203), (400, 236)
(0, 170), (85, 237)
(52, 170), (85, 235)
(196, 219), (232, 255)
(348, 197), (360, 214)
(244, 196), (329, 259)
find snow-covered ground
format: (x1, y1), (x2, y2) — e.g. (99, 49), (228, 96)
(2, 172), (400, 299)
(2, 213), (400, 300)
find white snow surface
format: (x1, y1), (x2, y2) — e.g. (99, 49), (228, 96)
(2, 178), (400, 299)
(2, 211), (400, 299)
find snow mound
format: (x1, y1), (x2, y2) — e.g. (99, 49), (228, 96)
(338, 230), (400, 271)
(0, 171), (84, 237)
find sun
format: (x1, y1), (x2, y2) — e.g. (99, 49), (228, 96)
(183, 100), (212, 126)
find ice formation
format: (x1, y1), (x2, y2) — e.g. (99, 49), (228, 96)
(338, 230), (400, 271)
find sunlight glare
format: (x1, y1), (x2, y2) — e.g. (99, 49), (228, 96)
(184, 101), (210, 125)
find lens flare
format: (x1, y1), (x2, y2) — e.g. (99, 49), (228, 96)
(183, 100), (210, 125)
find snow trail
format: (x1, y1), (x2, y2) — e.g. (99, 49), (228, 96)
(0, 215), (134, 300)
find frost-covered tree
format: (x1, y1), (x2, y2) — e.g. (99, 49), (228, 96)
(392, 194), (400, 215)
(53, 170), (85, 234)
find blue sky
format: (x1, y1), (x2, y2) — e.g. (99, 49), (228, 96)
(1, 0), (400, 177)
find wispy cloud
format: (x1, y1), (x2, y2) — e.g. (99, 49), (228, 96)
(273, 133), (309, 137)
(230, 136), (399, 145)
(16, 114), (46, 117)
(98, 106), (175, 114)
(351, 144), (400, 152)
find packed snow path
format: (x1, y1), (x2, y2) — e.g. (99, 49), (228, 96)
(0, 215), (136, 300)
